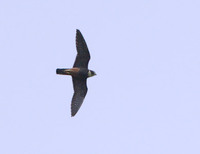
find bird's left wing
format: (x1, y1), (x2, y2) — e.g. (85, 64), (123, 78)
(71, 77), (88, 116)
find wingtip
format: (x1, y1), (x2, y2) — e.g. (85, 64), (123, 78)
(71, 105), (77, 117)
(71, 111), (76, 117)
(76, 29), (80, 33)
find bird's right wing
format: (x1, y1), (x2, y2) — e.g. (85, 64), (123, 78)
(71, 77), (88, 116)
(73, 29), (90, 68)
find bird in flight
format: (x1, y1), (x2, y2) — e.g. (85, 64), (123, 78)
(56, 29), (96, 117)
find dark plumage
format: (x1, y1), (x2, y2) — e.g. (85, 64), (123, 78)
(56, 29), (96, 117)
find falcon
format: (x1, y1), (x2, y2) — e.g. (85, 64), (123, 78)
(56, 29), (96, 117)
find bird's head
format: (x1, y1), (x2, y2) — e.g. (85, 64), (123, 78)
(88, 70), (96, 77)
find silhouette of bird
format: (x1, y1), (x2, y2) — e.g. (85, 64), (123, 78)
(56, 29), (96, 117)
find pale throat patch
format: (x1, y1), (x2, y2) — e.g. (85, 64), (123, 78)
(88, 70), (92, 77)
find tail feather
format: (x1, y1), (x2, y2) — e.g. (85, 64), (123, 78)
(56, 69), (67, 75)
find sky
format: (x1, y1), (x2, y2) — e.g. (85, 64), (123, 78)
(0, 0), (200, 154)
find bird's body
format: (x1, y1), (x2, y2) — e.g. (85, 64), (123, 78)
(56, 30), (96, 117)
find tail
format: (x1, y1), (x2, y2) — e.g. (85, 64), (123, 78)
(56, 68), (70, 75)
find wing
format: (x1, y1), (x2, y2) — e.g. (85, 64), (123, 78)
(71, 77), (88, 116)
(73, 29), (90, 68)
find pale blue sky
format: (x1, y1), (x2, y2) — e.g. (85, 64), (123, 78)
(0, 0), (200, 154)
